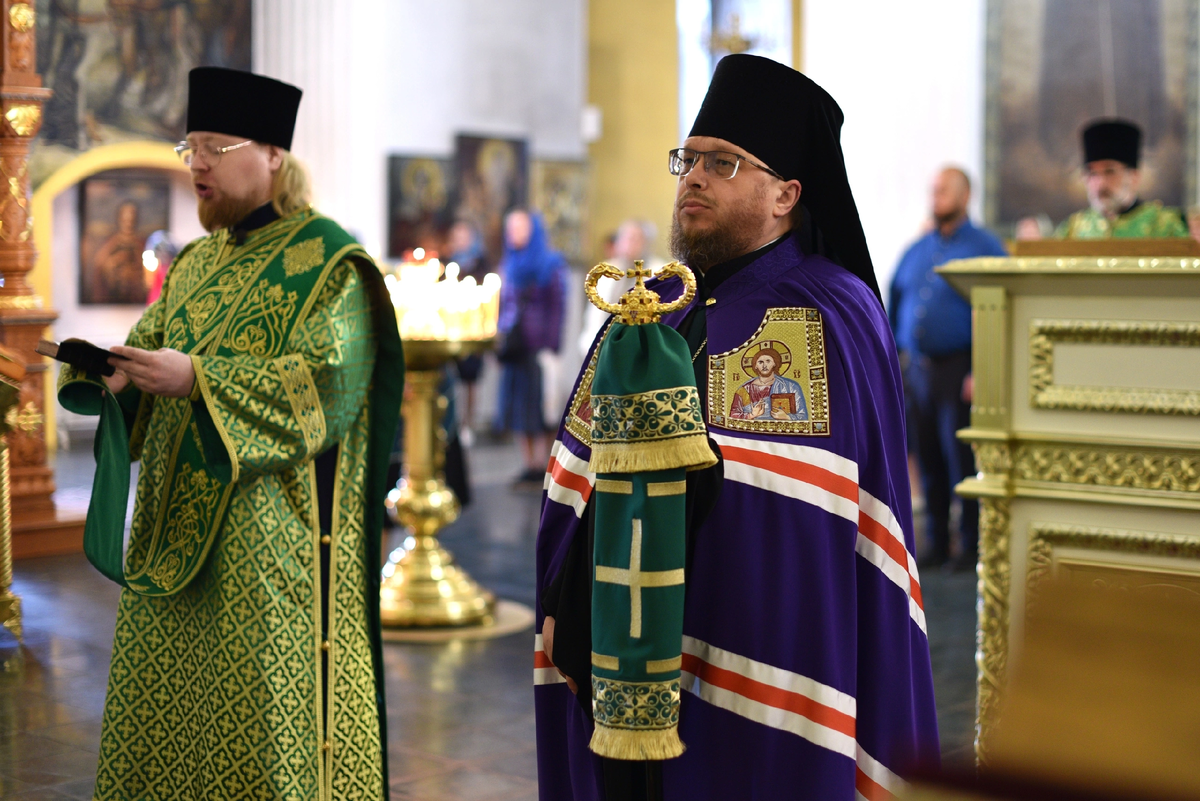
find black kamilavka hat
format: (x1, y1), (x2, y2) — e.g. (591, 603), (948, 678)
(688, 54), (879, 301)
(187, 67), (302, 151)
(1082, 119), (1141, 168)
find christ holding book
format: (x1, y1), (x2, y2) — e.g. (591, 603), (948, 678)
(729, 345), (808, 421)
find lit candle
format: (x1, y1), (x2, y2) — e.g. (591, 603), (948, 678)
(387, 251), (501, 341)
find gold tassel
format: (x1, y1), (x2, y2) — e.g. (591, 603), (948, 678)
(589, 723), (686, 761)
(589, 433), (717, 474)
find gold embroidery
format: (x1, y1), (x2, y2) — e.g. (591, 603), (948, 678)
(275, 353), (326, 457)
(590, 386), (706, 445)
(284, 236), (326, 277)
(565, 319), (613, 446)
(592, 652), (620, 670)
(594, 519), (685, 638)
(592, 676), (681, 731)
(596, 478), (633, 494)
(646, 656), (682, 673)
(646, 480), (686, 497)
(708, 307), (831, 436)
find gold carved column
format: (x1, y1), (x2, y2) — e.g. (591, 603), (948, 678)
(0, 1), (80, 556)
(0, 343), (24, 642)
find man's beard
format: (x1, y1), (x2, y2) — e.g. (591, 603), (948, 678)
(669, 188), (766, 272)
(1089, 178), (1136, 217)
(198, 192), (263, 233)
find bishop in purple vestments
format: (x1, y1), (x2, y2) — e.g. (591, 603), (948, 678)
(534, 55), (939, 800)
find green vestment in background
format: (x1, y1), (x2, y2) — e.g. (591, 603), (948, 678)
(1056, 199), (1188, 239)
(61, 208), (403, 800)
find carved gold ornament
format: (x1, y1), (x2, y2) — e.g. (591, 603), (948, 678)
(8, 3), (34, 33)
(12, 401), (41, 434)
(4, 104), (39, 137)
(1026, 522), (1200, 600)
(974, 497), (1011, 766)
(1029, 319), (1200, 415)
(585, 260), (696, 326)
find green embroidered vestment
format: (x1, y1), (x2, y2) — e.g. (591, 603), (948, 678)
(1055, 200), (1188, 239)
(63, 209), (403, 801)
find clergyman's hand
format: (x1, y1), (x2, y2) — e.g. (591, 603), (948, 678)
(103, 370), (130, 394)
(541, 616), (578, 695)
(108, 346), (195, 398)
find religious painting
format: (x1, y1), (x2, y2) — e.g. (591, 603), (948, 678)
(78, 168), (170, 305)
(32, 0), (253, 188)
(386, 156), (455, 259)
(708, 308), (830, 436)
(454, 135), (528, 266)
(985, 0), (1199, 229)
(532, 160), (589, 264)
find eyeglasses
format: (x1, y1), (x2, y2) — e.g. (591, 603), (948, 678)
(175, 139), (254, 167)
(668, 147), (784, 181)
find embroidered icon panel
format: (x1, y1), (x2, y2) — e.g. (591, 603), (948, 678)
(708, 307), (830, 436)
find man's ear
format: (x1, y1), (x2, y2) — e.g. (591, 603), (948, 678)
(266, 145), (284, 172)
(774, 180), (802, 220)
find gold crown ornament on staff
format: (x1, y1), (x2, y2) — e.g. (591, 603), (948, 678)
(585, 260), (696, 325)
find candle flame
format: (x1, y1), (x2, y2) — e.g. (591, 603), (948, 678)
(387, 256), (501, 341)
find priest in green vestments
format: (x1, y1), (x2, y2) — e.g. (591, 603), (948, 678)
(1056, 118), (1188, 239)
(58, 68), (404, 800)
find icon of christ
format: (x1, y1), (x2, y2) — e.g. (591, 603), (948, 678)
(729, 345), (808, 421)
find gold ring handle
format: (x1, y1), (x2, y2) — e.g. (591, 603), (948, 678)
(584, 260), (698, 326)
(584, 262), (626, 317)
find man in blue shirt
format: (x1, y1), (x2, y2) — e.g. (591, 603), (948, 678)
(889, 167), (1007, 570)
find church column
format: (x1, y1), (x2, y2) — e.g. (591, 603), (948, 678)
(0, 0), (83, 556)
(253, 0), (388, 257)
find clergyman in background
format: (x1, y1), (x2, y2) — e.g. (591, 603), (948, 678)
(1056, 118), (1188, 239)
(890, 166), (1007, 570)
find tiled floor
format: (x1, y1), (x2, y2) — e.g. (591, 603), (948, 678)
(1, 439), (976, 799)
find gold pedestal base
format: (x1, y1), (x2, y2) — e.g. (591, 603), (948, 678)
(379, 356), (498, 628)
(380, 534), (496, 627)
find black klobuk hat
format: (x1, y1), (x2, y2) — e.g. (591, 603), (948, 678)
(687, 54), (879, 302)
(1082, 119), (1141, 168)
(187, 67), (302, 151)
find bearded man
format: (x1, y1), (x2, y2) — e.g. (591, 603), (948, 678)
(58, 67), (403, 799)
(890, 167), (1006, 570)
(1056, 119), (1188, 239)
(534, 54), (939, 799)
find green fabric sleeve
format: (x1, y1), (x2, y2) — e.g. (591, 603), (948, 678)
(192, 258), (377, 481)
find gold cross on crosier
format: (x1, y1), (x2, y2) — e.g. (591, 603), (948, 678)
(595, 519), (685, 638)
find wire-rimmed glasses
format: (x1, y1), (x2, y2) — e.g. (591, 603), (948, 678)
(668, 147), (784, 181)
(175, 139), (254, 167)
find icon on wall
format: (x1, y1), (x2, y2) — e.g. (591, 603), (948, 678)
(78, 169), (171, 306)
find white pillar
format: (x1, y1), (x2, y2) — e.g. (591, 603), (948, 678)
(253, 0), (388, 259)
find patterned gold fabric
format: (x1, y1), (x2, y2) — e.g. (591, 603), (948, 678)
(92, 210), (389, 800)
(1055, 200), (1188, 239)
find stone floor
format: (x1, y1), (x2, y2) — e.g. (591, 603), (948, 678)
(0, 439), (977, 799)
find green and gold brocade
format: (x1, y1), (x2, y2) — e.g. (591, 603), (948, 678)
(1055, 200), (1188, 239)
(62, 209), (402, 800)
(588, 321), (715, 761)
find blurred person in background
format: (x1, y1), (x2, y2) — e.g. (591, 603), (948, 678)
(890, 166), (1007, 570)
(446, 219), (491, 443)
(495, 208), (566, 487)
(1057, 119), (1187, 239)
(143, 229), (179, 305)
(577, 218), (662, 357)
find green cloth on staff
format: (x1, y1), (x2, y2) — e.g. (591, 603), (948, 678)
(587, 321), (716, 760)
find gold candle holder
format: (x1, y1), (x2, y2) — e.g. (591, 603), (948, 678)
(379, 255), (501, 628)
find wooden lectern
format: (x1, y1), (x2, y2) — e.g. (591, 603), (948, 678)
(938, 239), (1200, 766)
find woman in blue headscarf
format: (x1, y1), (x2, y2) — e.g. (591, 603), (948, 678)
(495, 209), (567, 486)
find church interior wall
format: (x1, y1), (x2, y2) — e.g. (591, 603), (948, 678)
(804, 0), (988, 296)
(49, 172), (203, 443)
